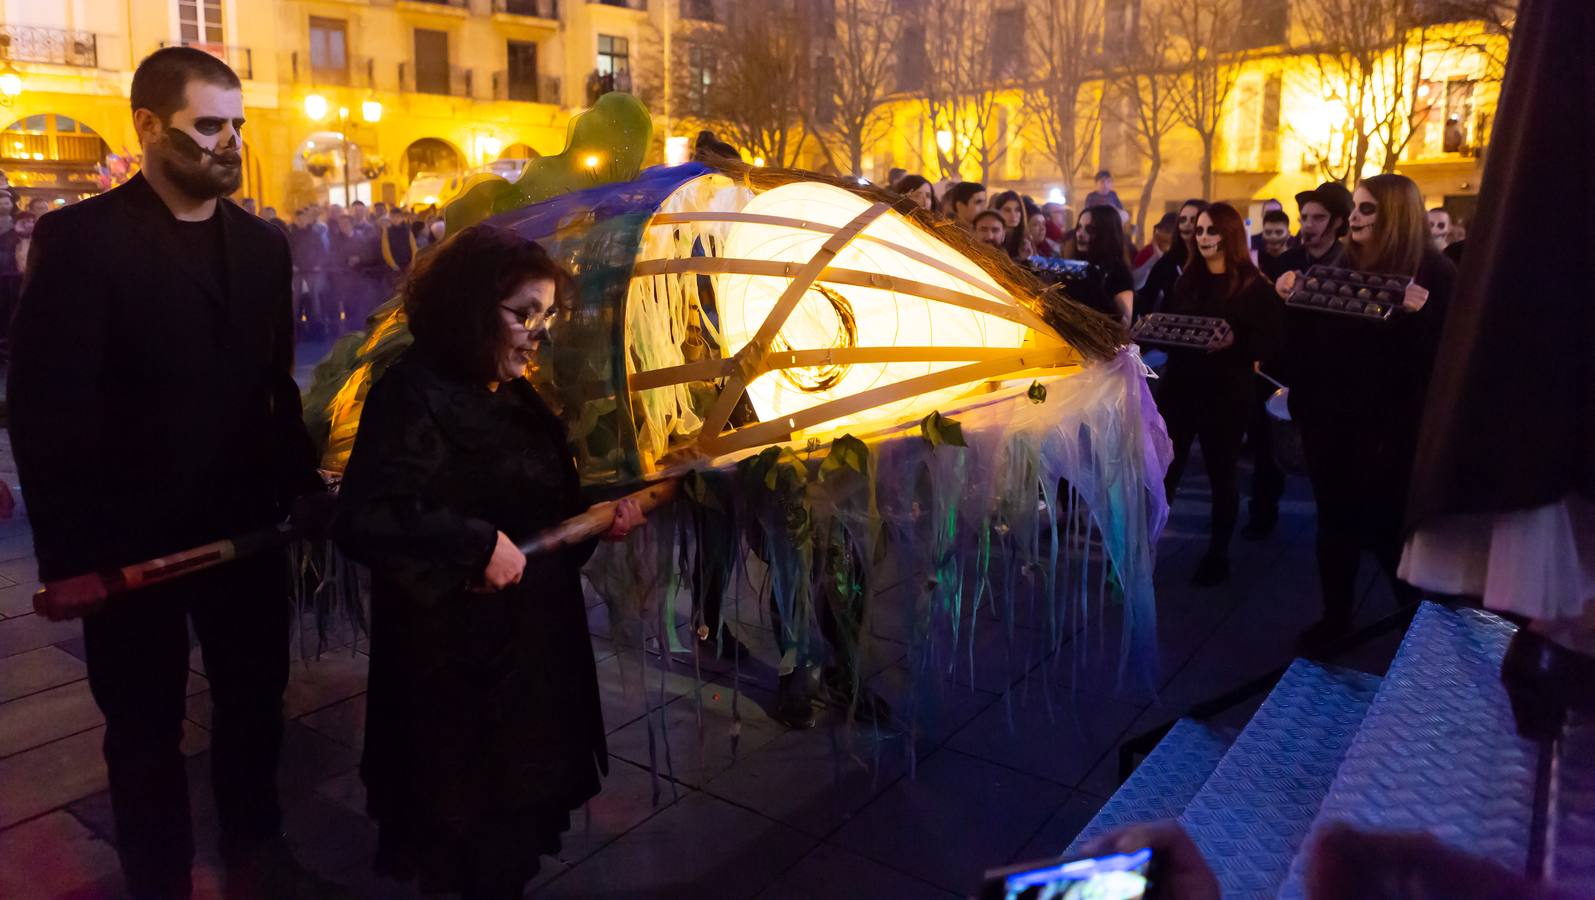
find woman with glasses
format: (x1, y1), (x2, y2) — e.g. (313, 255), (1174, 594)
(1278, 173), (1456, 648)
(1157, 203), (1283, 586)
(1070, 203), (1136, 324)
(335, 224), (644, 900)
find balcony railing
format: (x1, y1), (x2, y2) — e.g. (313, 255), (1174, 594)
(400, 61), (474, 98)
(592, 0), (647, 9)
(161, 41), (253, 79)
(492, 71), (561, 104)
(494, 0), (560, 16)
(403, 0), (469, 7)
(0, 26), (98, 69)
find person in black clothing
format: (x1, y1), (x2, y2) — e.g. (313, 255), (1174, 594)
(335, 225), (644, 900)
(1136, 198), (1206, 319)
(1071, 203), (1135, 323)
(1156, 203), (1283, 586)
(1255, 208), (1294, 284)
(1275, 182), (1353, 278)
(1274, 174), (1457, 648)
(7, 48), (334, 899)
(1243, 206), (1298, 537)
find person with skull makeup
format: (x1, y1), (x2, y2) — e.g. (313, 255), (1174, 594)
(7, 48), (337, 899)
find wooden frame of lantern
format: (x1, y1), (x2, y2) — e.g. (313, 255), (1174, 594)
(622, 196), (1081, 462)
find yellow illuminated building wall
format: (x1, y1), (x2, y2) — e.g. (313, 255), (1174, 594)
(0, 0), (1507, 226)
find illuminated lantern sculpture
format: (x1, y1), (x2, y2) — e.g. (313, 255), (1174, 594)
(306, 113), (1172, 736)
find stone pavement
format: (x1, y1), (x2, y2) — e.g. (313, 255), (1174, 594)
(0, 399), (1408, 899)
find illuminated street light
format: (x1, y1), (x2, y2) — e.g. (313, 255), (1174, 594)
(361, 98), (383, 123)
(304, 93), (329, 121)
(0, 64), (23, 105)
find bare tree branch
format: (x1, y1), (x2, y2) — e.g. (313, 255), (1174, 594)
(1108, 0), (1182, 234)
(808, 0), (902, 178)
(1166, 0), (1251, 198)
(1023, 0), (1104, 205)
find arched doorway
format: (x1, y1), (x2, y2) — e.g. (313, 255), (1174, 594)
(403, 138), (462, 183)
(499, 142), (538, 160)
(1, 114), (112, 205)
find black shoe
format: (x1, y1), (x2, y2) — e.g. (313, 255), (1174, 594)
(1241, 513), (1277, 541)
(1501, 629), (1595, 741)
(1190, 554), (1230, 587)
(818, 666), (893, 725)
(698, 627), (750, 662)
(1297, 612), (1355, 655)
(224, 836), (354, 900)
(773, 672), (817, 729)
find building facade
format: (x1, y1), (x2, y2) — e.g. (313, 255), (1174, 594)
(0, 0), (688, 211)
(0, 0), (1509, 229)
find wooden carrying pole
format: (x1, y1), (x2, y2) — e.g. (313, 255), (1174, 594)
(35, 480), (680, 606)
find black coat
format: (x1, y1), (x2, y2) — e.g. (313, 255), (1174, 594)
(1157, 269), (1283, 429)
(7, 174), (320, 581)
(333, 349), (605, 889)
(1408, 0), (1594, 527)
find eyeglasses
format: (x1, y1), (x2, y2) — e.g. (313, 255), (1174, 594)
(501, 303), (563, 334)
(1194, 225), (1221, 236)
(1357, 201), (1378, 216)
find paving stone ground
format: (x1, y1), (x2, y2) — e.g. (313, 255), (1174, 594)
(0, 349), (1406, 898)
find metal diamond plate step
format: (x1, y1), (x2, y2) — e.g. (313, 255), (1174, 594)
(1177, 659), (1380, 900)
(1277, 602), (1536, 899)
(1066, 719), (1236, 854)
(1549, 711), (1595, 892)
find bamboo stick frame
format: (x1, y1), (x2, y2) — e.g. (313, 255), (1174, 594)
(628, 192), (1082, 461)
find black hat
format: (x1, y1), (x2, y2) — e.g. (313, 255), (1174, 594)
(1294, 182), (1353, 222)
(1094, 169), (1112, 180)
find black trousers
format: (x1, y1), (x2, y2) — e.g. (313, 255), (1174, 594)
(82, 552), (290, 899)
(1297, 414), (1420, 617)
(1247, 380), (1286, 521)
(1161, 394), (1247, 560)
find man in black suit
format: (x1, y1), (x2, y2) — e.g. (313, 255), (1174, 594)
(8, 47), (335, 900)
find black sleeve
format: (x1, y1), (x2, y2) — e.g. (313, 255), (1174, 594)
(1238, 277), (1285, 370)
(1105, 261), (1135, 299)
(1402, 251), (1459, 406)
(332, 366), (499, 605)
(6, 212), (113, 580)
(269, 232), (325, 502)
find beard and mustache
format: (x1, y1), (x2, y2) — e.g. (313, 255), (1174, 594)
(155, 126), (243, 199)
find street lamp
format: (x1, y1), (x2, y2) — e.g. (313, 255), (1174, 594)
(304, 93), (329, 122)
(0, 63), (22, 107)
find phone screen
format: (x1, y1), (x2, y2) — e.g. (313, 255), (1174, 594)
(980, 846), (1154, 900)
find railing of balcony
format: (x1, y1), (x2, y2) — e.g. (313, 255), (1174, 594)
(0, 26), (98, 69)
(400, 61), (475, 98)
(591, 0), (647, 9)
(404, 0), (469, 7)
(491, 71), (561, 104)
(161, 41), (253, 79)
(494, 0), (561, 16)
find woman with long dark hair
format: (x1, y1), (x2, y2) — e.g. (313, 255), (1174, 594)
(1136, 198), (1208, 318)
(991, 190), (1034, 259)
(1277, 173), (1456, 647)
(335, 224), (645, 899)
(1071, 203), (1135, 323)
(891, 174), (937, 212)
(1157, 203), (1282, 586)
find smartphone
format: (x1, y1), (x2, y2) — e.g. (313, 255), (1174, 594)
(976, 846), (1158, 900)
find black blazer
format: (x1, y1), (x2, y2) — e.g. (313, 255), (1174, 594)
(8, 173), (321, 581)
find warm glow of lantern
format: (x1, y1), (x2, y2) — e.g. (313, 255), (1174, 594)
(715, 182), (1029, 433)
(303, 93), (329, 121)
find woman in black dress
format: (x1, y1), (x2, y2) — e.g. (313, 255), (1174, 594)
(1275, 174), (1455, 647)
(1071, 203), (1136, 324)
(335, 224), (644, 899)
(1157, 203), (1283, 586)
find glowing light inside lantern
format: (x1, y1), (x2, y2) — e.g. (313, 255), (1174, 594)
(716, 182), (1028, 433)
